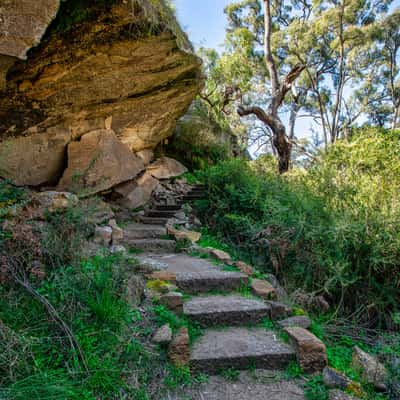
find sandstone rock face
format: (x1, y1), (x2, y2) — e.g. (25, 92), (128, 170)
(0, 1), (201, 188)
(0, 0), (60, 59)
(0, 127), (71, 186)
(58, 130), (144, 195)
(147, 157), (188, 180)
(34, 191), (78, 213)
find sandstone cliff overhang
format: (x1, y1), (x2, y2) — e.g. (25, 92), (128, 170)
(0, 0), (202, 188)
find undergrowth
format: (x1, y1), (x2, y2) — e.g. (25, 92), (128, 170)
(197, 129), (400, 327)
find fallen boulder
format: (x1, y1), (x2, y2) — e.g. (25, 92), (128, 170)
(147, 157), (188, 180)
(58, 129), (144, 195)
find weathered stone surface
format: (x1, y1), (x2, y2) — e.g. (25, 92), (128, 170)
(323, 367), (352, 389)
(277, 316), (311, 330)
(109, 219), (124, 244)
(136, 149), (154, 166)
(125, 238), (176, 254)
(233, 261), (254, 276)
(147, 271), (177, 284)
(284, 327), (327, 373)
(58, 130), (144, 194)
(114, 172), (159, 209)
(159, 292), (183, 314)
(352, 346), (388, 391)
(169, 327), (190, 366)
(0, 0), (60, 59)
(184, 295), (271, 326)
(93, 226), (112, 247)
(251, 279), (277, 300)
(170, 376), (305, 400)
(206, 247), (232, 263)
(147, 157), (188, 180)
(0, 128), (71, 186)
(125, 274), (145, 307)
(0, 1), (201, 187)
(153, 324), (172, 345)
(167, 225), (201, 243)
(329, 390), (359, 400)
(190, 327), (295, 373)
(123, 223), (167, 240)
(34, 191), (78, 213)
(138, 253), (248, 294)
(267, 301), (293, 320)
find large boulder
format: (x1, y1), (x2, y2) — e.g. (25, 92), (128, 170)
(114, 171), (159, 209)
(147, 157), (188, 180)
(0, 1), (202, 187)
(0, 127), (71, 186)
(58, 129), (144, 195)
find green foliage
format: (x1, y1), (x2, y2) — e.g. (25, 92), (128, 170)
(305, 375), (329, 400)
(199, 129), (400, 324)
(219, 367), (240, 381)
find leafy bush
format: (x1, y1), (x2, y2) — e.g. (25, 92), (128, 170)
(198, 129), (400, 325)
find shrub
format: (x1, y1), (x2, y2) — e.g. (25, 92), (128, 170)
(198, 129), (400, 325)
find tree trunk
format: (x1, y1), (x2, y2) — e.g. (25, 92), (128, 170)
(271, 123), (291, 173)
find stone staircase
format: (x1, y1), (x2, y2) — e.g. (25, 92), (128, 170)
(120, 183), (328, 399)
(123, 184), (205, 252)
(139, 253), (298, 374)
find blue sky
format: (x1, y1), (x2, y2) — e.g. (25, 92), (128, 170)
(174, 0), (231, 51)
(174, 0), (400, 152)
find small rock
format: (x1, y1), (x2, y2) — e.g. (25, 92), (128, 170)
(329, 390), (359, 400)
(35, 191), (79, 213)
(352, 346), (388, 391)
(126, 275), (145, 306)
(169, 327), (190, 366)
(266, 300), (292, 319)
(323, 367), (352, 389)
(251, 279), (276, 300)
(277, 316), (311, 330)
(109, 244), (127, 254)
(108, 219), (124, 243)
(94, 226), (112, 246)
(265, 273), (288, 300)
(167, 225), (201, 243)
(284, 326), (327, 373)
(206, 247), (232, 263)
(159, 292), (184, 314)
(153, 324), (172, 345)
(233, 261), (254, 276)
(146, 271), (177, 283)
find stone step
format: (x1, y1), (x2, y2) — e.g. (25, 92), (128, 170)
(154, 205), (182, 211)
(123, 223), (167, 239)
(181, 195), (205, 201)
(125, 238), (176, 253)
(139, 216), (170, 225)
(190, 327), (295, 373)
(137, 254), (248, 294)
(146, 210), (179, 218)
(184, 295), (271, 326)
(177, 271), (248, 294)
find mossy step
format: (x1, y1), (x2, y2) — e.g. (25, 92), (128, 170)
(190, 327), (295, 373)
(146, 210), (179, 218)
(184, 295), (271, 326)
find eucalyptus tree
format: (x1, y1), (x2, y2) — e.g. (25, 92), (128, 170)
(288, 0), (393, 144)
